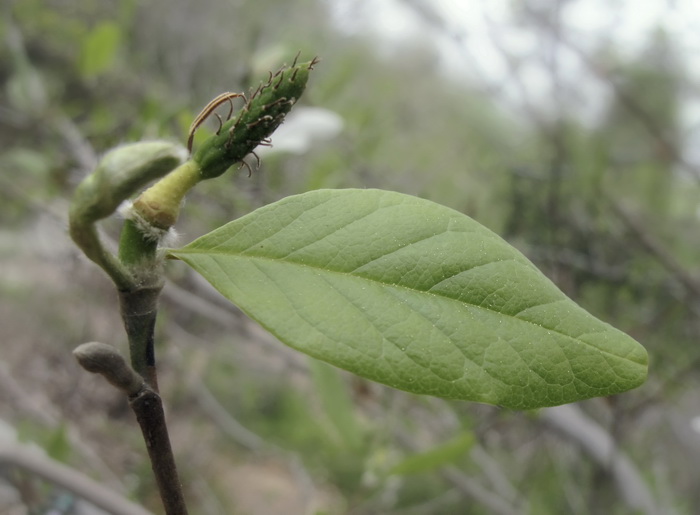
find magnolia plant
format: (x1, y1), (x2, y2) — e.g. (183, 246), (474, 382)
(68, 57), (647, 514)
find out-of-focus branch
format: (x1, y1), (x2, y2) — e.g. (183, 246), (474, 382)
(0, 438), (153, 515)
(470, 445), (521, 507)
(162, 278), (309, 375)
(0, 362), (124, 489)
(371, 396), (527, 515)
(396, 426), (524, 515)
(167, 320), (317, 513)
(520, 4), (700, 182)
(4, 16), (97, 179)
(541, 404), (670, 515)
(438, 465), (523, 515)
(609, 201), (700, 300)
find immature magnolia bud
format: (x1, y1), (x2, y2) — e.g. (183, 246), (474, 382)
(193, 57), (319, 179)
(71, 141), (187, 224)
(69, 141), (187, 287)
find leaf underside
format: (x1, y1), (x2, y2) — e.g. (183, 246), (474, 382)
(168, 189), (648, 409)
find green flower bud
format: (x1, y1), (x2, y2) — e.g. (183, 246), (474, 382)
(193, 57), (319, 179)
(130, 57), (319, 232)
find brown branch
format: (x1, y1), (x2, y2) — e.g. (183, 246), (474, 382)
(74, 342), (188, 515)
(131, 389), (188, 515)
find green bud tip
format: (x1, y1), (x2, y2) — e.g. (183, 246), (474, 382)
(192, 56), (320, 179)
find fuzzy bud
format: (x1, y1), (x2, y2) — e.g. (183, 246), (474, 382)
(74, 342), (145, 396)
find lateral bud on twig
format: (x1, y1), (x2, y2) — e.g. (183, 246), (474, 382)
(70, 141), (188, 225)
(68, 141), (187, 289)
(73, 342), (145, 397)
(74, 342), (188, 512)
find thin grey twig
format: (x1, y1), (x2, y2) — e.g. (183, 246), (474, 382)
(541, 404), (667, 515)
(609, 201), (700, 300)
(0, 440), (153, 515)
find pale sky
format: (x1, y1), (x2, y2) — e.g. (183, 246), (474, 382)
(329, 0), (699, 57)
(327, 0), (700, 153)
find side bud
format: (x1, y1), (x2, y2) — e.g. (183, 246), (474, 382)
(69, 141), (186, 289)
(70, 141), (188, 225)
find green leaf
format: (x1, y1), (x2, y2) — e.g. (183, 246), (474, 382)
(168, 189), (648, 409)
(389, 432), (474, 476)
(79, 22), (121, 78)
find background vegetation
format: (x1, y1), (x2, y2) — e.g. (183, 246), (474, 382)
(1, 0), (699, 513)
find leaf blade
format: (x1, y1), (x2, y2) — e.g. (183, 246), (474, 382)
(169, 189), (647, 409)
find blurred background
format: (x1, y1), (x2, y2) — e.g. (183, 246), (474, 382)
(1, 0), (699, 513)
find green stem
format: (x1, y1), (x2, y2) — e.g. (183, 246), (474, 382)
(118, 218), (159, 267)
(117, 210), (165, 389)
(118, 285), (162, 391)
(68, 141), (186, 290)
(69, 220), (135, 290)
(117, 209), (185, 513)
(69, 141), (193, 513)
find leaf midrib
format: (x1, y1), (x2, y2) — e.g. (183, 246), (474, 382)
(170, 247), (640, 365)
